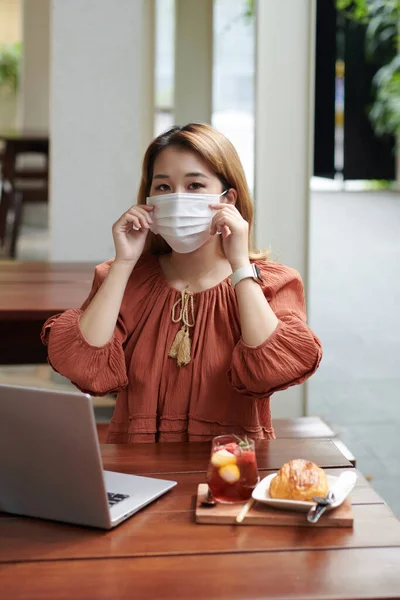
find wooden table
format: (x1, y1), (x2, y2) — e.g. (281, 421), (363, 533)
(1, 439), (399, 599)
(0, 129), (48, 143)
(0, 261), (94, 364)
(0, 260), (96, 283)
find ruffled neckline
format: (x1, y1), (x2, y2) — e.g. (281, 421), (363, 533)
(148, 253), (234, 297)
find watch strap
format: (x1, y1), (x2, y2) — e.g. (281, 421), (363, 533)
(231, 263), (262, 287)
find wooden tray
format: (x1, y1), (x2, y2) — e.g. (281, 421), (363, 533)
(195, 484), (354, 528)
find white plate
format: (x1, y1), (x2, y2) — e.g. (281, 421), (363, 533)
(252, 472), (357, 512)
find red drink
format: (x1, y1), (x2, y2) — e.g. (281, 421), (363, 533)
(207, 435), (259, 503)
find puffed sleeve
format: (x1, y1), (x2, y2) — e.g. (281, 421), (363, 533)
(41, 261), (128, 396)
(228, 262), (322, 399)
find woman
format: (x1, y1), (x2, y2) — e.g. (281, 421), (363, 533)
(42, 123), (322, 443)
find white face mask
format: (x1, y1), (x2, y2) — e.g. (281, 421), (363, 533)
(146, 191), (227, 254)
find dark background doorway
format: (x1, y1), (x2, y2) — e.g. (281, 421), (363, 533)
(313, 0), (396, 180)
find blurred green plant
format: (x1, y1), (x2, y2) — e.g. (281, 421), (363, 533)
(337, 1), (399, 61)
(243, 0), (255, 22)
(219, 0), (254, 31)
(363, 178), (397, 189)
(370, 55), (400, 137)
(337, 1), (400, 143)
(336, 0), (369, 22)
(0, 41), (22, 92)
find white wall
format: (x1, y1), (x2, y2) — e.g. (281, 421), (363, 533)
(254, 0), (316, 417)
(50, 0), (147, 262)
(21, 0), (50, 129)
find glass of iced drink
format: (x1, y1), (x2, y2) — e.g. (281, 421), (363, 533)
(207, 434), (259, 503)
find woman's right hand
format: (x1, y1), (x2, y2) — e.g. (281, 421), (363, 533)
(112, 205), (154, 265)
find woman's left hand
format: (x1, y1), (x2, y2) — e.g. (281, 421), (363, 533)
(209, 203), (250, 271)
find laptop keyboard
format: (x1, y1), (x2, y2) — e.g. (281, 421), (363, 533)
(107, 492), (130, 507)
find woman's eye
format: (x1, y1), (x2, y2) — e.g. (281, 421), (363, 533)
(188, 182), (205, 190)
(155, 184), (170, 192)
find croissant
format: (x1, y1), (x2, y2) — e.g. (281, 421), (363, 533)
(269, 459), (329, 502)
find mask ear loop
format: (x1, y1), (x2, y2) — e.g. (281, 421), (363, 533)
(215, 189), (229, 235)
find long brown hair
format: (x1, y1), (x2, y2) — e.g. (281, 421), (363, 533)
(137, 123), (268, 260)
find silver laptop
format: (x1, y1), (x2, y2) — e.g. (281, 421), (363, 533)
(0, 384), (176, 529)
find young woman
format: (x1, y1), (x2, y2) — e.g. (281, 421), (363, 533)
(42, 123), (322, 443)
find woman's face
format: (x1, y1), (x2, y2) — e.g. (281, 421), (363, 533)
(149, 146), (225, 197)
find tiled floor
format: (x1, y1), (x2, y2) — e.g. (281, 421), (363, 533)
(308, 190), (400, 518)
(1, 190), (399, 517)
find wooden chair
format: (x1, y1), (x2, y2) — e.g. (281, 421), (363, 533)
(0, 138), (49, 258)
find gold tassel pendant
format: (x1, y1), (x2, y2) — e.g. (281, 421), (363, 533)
(169, 326), (186, 359)
(169, 325), (191, 367)
(176, 326), (191, 367)
(169, 289), (195, 367)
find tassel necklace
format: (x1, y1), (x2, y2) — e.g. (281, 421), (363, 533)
(169, 289), (195, 367)
(166, 257), (231, 367)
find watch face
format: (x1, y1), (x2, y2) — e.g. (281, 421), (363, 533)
(254, 264), (263, 283)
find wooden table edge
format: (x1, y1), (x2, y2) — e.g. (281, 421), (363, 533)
(2, 542), (400, 567)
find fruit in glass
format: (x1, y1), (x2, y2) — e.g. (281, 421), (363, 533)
(207, 434), (259, 503)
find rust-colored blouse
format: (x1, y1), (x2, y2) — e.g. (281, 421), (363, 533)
(41, 254), (322, 443)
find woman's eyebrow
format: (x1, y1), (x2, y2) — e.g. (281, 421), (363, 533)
(153, 172), (209, 179)
(153, 174), (170, 179)
(185, 172), (209, 178)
